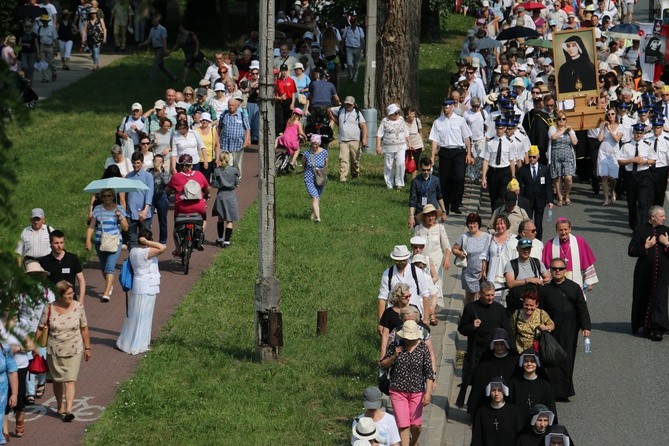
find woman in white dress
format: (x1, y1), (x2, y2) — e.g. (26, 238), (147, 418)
(117, 228), (166, 355)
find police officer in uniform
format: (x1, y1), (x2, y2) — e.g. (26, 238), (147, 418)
(645, 117), (669, 206)
(482, 118), (516, 211)
(618, 123), (656, 230)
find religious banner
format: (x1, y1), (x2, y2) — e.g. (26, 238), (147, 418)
(553, 29), (599, 101)
(639, 23), (669, 82)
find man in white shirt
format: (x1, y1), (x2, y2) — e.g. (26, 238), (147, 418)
(329, 96), (368, 182)
(342, 16), (365, 83)
(482, 119), (516, 210)
(619, 123), (656, 230)
(645, 118), (669, 206)
(429, 99), (473, 214)
(377, 246), (431, 327)
(16, 208), (54, 266)
(116, 102), (147, 157)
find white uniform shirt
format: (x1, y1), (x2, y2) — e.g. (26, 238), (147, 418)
(619, 139), (656, 172)
(429, 113), (472, 148)
(644, 133), (669, 168)
(481, 135), (515, 167)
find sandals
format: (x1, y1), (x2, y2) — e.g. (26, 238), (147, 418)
(62, 412), (75, 422)
(15, 419), (25, 437)
(429, 314), (439, 326)
(565, 198), (571, 206)
(556, 200), (563, 206)
(25, 396), (35, 405)
(35, 384), (45, 398)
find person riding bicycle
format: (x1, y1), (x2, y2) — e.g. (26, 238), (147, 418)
(166, 154), (210, 256)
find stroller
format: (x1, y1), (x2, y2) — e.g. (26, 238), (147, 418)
(16, 75), (38, 108)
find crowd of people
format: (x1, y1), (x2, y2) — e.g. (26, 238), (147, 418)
(4, 0), (669, 444)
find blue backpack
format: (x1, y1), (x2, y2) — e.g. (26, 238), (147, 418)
(119, 258), (134, 292)
(119, 258), (134, 316)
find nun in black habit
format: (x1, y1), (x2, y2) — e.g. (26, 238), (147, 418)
(557, 35), (597, 94)
(515, 404), (555, 446)
(508, 349), (557, 423)
(467, 328), (518, 415)
(471, 377), (523, 446)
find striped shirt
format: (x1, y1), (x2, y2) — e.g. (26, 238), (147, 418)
(92, 205), (127, 243)
(16, 225), (53, 259)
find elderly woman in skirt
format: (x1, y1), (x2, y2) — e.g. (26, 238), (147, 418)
(212, 152), (240, 248)
(35, 280), (91, 422)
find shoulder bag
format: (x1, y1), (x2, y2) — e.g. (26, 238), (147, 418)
(36, 304), (51, 348)
(99, 209), (121, 253)
(310, 151), (328, 187)
(535, 310), (568, 367)
(454, 234), (468, 268)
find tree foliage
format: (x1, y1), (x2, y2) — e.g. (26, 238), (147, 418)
(0, 63), (44, 329)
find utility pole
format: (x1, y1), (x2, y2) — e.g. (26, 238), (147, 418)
(255, 0), (282, 362)
(362, 0), (378, 153)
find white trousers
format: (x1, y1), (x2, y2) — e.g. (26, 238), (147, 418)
(383, 149), (406, 189)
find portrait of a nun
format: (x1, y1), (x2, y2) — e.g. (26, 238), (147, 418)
(557, 35), (597, 94)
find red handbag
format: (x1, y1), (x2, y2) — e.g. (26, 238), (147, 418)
(27, 354), (48, 374)
(405, 149), (417, 174)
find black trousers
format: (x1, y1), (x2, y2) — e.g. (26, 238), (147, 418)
(529, 205), (546, 241)
(626, 170), (654, 230)
(653, 166), (669, 206)
(588, 137), (601, 194)
(486, 166), (511, 212)
(438, 148), (466, 212)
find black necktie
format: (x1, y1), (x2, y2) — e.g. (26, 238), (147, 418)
(633, 142), (638, 172)
(532, 165), (537, 180)
(496, 138), (502, 165)
(654, 138), (658, 153)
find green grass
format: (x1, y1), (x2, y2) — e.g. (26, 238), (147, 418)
(1, 15), (469, 444)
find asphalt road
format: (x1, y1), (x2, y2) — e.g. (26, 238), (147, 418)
(548, 183), (669, 444)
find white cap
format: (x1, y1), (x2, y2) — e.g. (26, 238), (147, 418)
(519, 64), (528, 72)
(200, 112), (212, 122)
(249, 60), (260, 70)
(387, 103), (400, 116)
(526, 57), (535, 65)
(512, 77), (525, 87)
(131, 102), (142, 111)
(543, 57), (552, 65)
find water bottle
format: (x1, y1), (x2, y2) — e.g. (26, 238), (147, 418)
(584, 336), (592, 353)
(547, 208), (553, 222)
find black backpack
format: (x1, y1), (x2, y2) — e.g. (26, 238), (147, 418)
(506, 257), (541, 314)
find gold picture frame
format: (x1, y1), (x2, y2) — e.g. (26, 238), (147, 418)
(553, 29), (599, 102)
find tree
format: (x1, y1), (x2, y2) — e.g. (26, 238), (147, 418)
(375, 0), (422, 112)
(0, 64), (45, 329)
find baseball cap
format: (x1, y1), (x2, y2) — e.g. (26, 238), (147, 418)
(131, 102), (142, 111)
(31, 208), (45, 219)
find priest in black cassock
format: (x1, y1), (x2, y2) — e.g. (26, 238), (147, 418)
(471, 377), (523, 446)
(508, 349), (557, 422)
(467, 328), (518, 415)
(457, 282), (511, 407)
(628, 205), (669, 341)
(539, 258), (591, 400)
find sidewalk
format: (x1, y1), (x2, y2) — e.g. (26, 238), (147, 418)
(30, 52), (125, 100)
(420, 181), (486, 446)
(12, 52), (261, 444)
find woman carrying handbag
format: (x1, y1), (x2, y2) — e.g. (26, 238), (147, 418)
(303, 134), (328, 222)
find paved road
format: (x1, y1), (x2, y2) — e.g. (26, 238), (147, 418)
(10, 52), (262, 444)
(550, 184), (669, 444)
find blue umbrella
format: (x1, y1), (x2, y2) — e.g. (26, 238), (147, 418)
(83, 178), (149, 193)
(605, 23), (641, 40)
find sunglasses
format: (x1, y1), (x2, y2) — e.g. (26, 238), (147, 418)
(140, 142), (150, 145)
(558, 118), (567, 121)
(528, 155), (538, 159)
(551, 266), (566, 271)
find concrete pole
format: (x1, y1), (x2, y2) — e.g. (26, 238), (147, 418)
(362, 0), (378, 153)
(364, 0), (377, 109)
(255, 0), (282, 362)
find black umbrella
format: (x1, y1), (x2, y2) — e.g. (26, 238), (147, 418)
(496, 26), (541, 41)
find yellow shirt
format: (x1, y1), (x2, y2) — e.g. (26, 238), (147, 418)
(197, 126), (216, 162)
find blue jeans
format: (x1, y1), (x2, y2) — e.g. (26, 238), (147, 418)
(153, 193), (169, 244)
(91, 44), (101, 65)
(26, 348), (47, 396)
(127, 217), (153, 250)
(246, 102), (260, 142)
(346, 46), (362, 81)
(95, 242), (122, 274)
